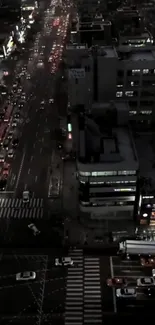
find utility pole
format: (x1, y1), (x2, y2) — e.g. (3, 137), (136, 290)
(36, 255), (48, 325)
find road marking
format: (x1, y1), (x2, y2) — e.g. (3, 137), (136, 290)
(24, 184), (27, 190)
(42, 137), (44, 142)
(28, 169), (30, 175)
(110, 256), (117, 313)
(10, 174), (16, 186)
(33, 143), (35, 148)
(35, 176), (38, 182)
(36, 131), (38, 136)
(31, 155), (33, 161)
(15, 150), (26, 191)
(40, 148), (42, 153)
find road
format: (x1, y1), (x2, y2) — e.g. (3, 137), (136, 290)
(0, 1), (71, 247)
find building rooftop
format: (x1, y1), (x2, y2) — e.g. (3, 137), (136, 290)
(78, 104), (139, 172)
(99, 46), (117, 58)
(130, 50), (155, 61)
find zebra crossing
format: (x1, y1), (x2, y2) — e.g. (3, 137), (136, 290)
(84, 257), (102, 324)
(65, 249), (84, 325)
(0, 198), (44, 219)
(65, 249), (102, 325)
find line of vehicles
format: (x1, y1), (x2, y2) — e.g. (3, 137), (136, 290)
(107, 239), (155, 299)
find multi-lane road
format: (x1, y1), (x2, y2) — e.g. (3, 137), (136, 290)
(1, 249), (154, 324)
(0, 1), (71, 246)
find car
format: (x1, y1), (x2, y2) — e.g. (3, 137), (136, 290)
(49, 98), (54, 103)
(0, 150), (5, 162)
(28, 223), (40, 235)
(26, 74), (31, 79)
(7, 149), (14, 158)
(116, 288), (137, 298)
(12, 120), (17, 127)
(7, 130), (14, 139)
(55, 257), (74, 266)
(3, 139), (10, 150)
(137, 277), (155, 287)
(141, 257), (155, 267)
(14, 112), (20, 119)
(106, 277), (127, 287)
(22, 190), (29, 203)
(16, 271), (36, 281)
(2, 163), (10, 178)
(12, 138), (19, 148)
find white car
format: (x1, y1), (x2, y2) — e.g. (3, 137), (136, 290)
(28, 223), (40, 235)
(22, 190), (29, 203)
(55, 257), (73, 267)
(49, 98), (54, 103)
(7, 149), (14, 158)
(16, 271), (36, 281)
(116, 288), (137, 298)
(137, 277), (155, 287)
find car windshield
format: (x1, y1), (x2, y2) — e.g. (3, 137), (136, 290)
(23, 272), (31, 277)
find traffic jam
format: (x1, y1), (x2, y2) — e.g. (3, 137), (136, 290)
(107, 239), (155, 312)
(0, 2), (70, 192)
(49, 15), (69, 74)
(0, 98), (20, 191)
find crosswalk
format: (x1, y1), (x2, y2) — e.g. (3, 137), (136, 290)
(0, 198), (44, 219)
(84, 257), (102, 324)
(65, 249), (102, 325)
(65, 249), (84, 325)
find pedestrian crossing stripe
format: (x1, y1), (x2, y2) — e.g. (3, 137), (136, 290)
(0, 198), (43, 208)
(0, 198), (44, 219)
(65, 249), (102, 325)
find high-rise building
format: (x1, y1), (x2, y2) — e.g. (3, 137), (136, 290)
(65, 42), (155, 125)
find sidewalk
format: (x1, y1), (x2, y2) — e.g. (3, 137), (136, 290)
(62, 161), (78, 217)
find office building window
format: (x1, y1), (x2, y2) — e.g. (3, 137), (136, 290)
(116, 91), (123, 97)
(125, 91), (134, 97)
(131, 81), (139, 86)
(132, 69), (140, 75)
(143, 69), (149, 74)
(129, 110), (137, 115)
(140, 110), (152, 115)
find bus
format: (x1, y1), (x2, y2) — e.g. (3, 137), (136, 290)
(0, 123), (7, 144)
(4, 104), (13, 122)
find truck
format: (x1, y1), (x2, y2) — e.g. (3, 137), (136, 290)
(118, 240), (155, 256)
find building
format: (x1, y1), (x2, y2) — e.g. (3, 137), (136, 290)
(65, 43), (155, 124)
(0, 0), (21, 24)
(77, 101), (139, 220)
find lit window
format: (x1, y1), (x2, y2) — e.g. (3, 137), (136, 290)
(132, 69), (140, 75)
(116, 91), (123, 98)
(129, 110), (137, 115)
(125, 91), (133, 97)
(143, 69), (149, 74)
(117, 84), (123, 88)
(140, 110), (152, 115)
(79, 171), (91, 176)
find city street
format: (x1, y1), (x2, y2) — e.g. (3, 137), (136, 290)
(0, 253), (66, 323)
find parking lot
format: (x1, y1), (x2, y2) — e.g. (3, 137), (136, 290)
(0, 254), (66, 322)
(110, 255), (155, 314)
